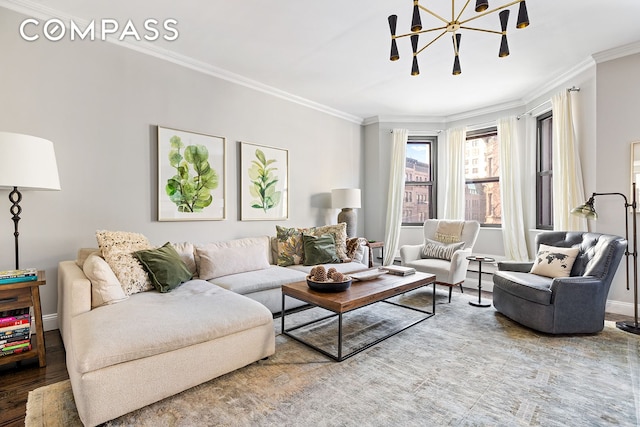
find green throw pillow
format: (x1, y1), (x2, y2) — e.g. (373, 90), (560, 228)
(133, 242), (193, 293)
(302, 233), (341, 266)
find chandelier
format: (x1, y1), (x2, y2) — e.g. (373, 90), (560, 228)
(388, 0), (530, 75)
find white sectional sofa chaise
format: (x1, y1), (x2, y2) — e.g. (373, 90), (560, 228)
(58, 233), (369, 426)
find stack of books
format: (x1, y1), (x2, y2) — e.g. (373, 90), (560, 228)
(0, 308), (31, 356)
(0, 268), (38, 285)
(382, 265), (416, 276)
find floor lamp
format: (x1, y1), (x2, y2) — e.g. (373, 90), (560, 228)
(0, 132), (61, 270)
(571, 183), (639, 334)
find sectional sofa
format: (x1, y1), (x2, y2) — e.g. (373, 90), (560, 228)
(57, 231), (369, 426)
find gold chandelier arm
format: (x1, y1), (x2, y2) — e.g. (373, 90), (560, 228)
(456, 0), (473, 22)
(393, 26), (447, 39)
(459, 26), (504, 36)
(415, 30), (448, 56)
(418, 4), (449, 25)
(459, 0), (522, 25)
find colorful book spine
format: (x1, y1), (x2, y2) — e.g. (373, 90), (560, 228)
(0, 338), (30, 351)
(0, 314), (30, 328)
(0, 343), (32, 356)
(0, 308), (29, 318)
(0, 268), (38, 279)
(0, 275), (37, 285)
(0, 326), (30, 338)
(0, 332), (30, 345)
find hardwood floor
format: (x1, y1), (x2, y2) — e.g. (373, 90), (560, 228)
(0, 330), (68, 427)
(0, 300), (636, 427)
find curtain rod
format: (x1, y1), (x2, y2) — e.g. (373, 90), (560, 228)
(517, 86), (580, 120)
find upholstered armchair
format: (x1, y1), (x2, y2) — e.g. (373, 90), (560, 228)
(493, 231), (626, 334)
(400, 220), (480, 302)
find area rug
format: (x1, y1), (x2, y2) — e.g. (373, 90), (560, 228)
(26, 289), (640, 426)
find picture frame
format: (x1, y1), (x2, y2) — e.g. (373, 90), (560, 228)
(240, 141), (289, 220)
(632, 141), (640, 213)
(157, 126), (226, 221)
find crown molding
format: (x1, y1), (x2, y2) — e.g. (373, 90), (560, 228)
(0, 0), (364, 125)
(592, 40), (640, 64)
(522, 57), (595, 105)
(443, 100), (524, 123)
(362, 115), (446, 126)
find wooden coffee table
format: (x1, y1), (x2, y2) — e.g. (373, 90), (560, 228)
(281, 271), (436, 361)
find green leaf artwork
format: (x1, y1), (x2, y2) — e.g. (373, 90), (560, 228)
(248, 148), (281, 212)
(165, 135), (219, 213)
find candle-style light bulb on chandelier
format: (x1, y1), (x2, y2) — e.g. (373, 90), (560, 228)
(388, 0), (530, 76)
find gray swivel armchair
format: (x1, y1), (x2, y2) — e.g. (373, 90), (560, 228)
(493, 231), (626, 334)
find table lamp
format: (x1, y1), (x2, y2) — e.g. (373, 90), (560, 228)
(331, 188), (361, 238)
(0, 132), (61, 269)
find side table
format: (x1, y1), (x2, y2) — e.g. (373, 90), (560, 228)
(0, 271), (47, 367)
(366, 241), (384, 267)
(466, 256), (494, 308)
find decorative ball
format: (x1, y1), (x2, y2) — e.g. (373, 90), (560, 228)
(313, 266), (327, 282)
(332, 272), (345, 282)
(327, 267), (337, 277)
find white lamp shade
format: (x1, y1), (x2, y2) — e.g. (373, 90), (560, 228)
(331, 188), (361, 209)
(0, 132), (60, 190)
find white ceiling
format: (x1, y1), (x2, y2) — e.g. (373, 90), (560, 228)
(5, 0), (640, 122)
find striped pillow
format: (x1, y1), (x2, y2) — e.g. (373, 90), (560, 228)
(421, 239), (465, 261)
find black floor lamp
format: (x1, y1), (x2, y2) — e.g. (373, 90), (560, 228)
(0, 132), (60, 270)
(571, 183), (638, 334)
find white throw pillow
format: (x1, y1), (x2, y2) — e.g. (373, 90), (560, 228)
(171, 242), (197, 277)
(530, 244), (579, 278)
(83, 253), (128, 308)
(196, 243), (270, 280)
(96, 230), (153, 296)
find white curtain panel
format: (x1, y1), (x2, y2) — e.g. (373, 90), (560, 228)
(442, 127), (466, 219)
(497, 116), (529, 261)
(383, 129), (408, 266)
(551, 90), (587, 231)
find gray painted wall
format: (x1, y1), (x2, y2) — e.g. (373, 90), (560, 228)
(0, 8), (363, 327)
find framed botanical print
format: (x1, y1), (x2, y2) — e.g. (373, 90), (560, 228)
(157, 126), (226, 221)
(240, 142), (288, 220)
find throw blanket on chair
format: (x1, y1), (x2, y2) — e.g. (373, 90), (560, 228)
(435, 221), (465, 243)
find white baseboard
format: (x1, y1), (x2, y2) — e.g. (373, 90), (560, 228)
(42, 313), (58, 332)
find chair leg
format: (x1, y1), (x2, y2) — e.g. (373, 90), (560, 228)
(459, 284), (464, 294)
(448, 286), (452, 303)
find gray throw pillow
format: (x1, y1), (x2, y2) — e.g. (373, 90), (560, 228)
(421, 239), (465, 261)
(302, 233), (341, 266)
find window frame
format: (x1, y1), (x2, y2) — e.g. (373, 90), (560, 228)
(536, 111), (553, 230)
(401, 135), (437, 226)
(464, 127), (501, 228)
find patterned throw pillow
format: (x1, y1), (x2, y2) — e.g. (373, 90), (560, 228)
(311, 223), (349, 262)
(421, 239), (465, 261)
(96, 230), (153, 296)
(530, 244), (579, 278)
(276, 225), (307, 267)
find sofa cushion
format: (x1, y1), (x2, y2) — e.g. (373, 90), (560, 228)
(170, 242), (197, 276)
(83, 253), (129, 308)
(493, 271), (553, 305)
(403, 258), (455, 283)
(302, 233), (341, 266)
(70, 280), (273, 374)
(530, 244), (579, 278)
(196, 237), (270, 280)
(133, 243), (193, 293)
(211, 265), (306, 295)
(96, 230), (153, 295)
(421, 239), (464, 261)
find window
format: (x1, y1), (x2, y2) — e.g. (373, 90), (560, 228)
(537, 112), (553, 229)
(402, 136), (436, 225)
(464, 128), (501, 226)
